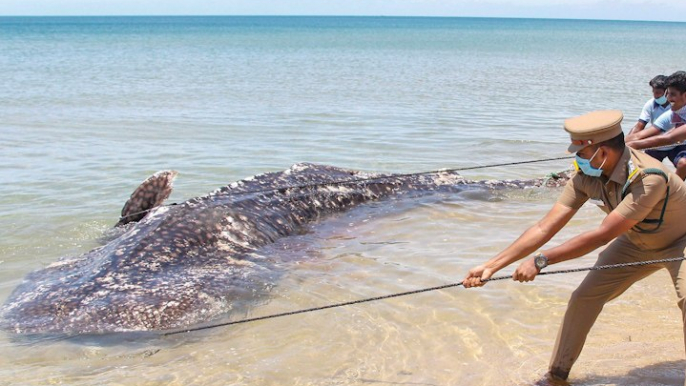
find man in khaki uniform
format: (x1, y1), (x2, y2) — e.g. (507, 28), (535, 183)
(463, 110), (686, 382)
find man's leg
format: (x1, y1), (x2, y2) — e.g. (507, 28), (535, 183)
(666, 254), (686, 347)
(548, 237), (661, 379)
(673, 154), (686, 180)
(666, 146), (686, 180)
(645, 149), (668, 162)
(662, 239), (686, 386)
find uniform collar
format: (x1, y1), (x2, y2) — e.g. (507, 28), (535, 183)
(607, 147), (632, 185)
(654, 100), (669, 109)
(674, 105), (686, 117)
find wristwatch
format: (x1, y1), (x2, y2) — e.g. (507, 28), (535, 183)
(534, 252), (549, 271)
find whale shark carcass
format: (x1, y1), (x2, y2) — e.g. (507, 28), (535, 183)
(0, 163), (570, 335)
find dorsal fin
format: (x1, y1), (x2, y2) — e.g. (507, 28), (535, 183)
(116, 170), (178, 226)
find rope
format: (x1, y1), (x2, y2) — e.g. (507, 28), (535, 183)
(142, 144), (686, 336)
(163, 256), (686, 336)
(121, 155), (574, 221)
(121, 137), (686, 223)
(120, 142), (685, 222)
(642, 141), (686, 152)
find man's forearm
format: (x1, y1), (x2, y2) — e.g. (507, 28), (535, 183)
(542, 230), (610, 265)
(628, 134), (673, 149)
(485, 223), (553, 271)
(631, 126), (686, 149)
(543, 213), (638, 265)
(627, 121), (646, 137)
(483, 203), (577, 273)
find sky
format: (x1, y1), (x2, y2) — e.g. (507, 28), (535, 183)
(1, 0), (685, 22)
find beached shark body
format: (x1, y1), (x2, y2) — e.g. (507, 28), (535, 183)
(0, 163), (570, 335)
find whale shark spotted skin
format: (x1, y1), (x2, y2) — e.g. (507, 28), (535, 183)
(0, 163), (569, 335)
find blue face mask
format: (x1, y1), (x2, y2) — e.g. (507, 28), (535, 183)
(574, 147), (606, 177)
(655, 94), (668, 105)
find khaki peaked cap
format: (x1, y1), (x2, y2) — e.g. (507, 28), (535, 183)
(564, 110), (624, 153)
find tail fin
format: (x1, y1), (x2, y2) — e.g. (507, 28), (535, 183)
(116, 170), (178, 226)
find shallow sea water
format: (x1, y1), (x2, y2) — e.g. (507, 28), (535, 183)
(2, 16), (686, 385)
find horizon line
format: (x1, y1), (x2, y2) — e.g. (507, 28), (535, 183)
(0, 14), (685, 23)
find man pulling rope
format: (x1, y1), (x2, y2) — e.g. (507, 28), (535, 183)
(463, 110), (686, 384)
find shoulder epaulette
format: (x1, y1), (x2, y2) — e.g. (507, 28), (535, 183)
(621, 167), (669, 233)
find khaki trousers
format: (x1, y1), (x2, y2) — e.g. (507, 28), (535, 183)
(549, 234), (686, 379)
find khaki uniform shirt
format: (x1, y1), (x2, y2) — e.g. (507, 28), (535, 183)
(558, 147), (686, 250)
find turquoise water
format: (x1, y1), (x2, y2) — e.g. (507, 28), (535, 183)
(2, 16), (686, 385)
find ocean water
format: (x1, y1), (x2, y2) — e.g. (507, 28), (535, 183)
(1, 16), (686, 385)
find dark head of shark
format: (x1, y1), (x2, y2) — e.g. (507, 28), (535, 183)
(0, 163), (570, 335)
